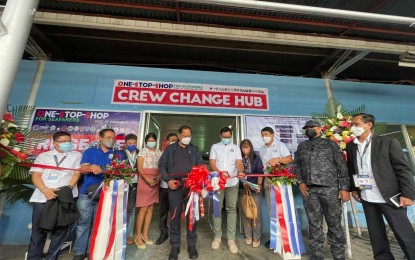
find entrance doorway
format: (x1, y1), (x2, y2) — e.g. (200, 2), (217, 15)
(141, 112), (243, 161)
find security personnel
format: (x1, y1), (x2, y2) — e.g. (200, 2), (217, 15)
(294, 119), (350, 260)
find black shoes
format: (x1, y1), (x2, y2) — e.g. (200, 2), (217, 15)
(264, 240), (270, 248)
(72, 254), (86, 260)
(168, 247), (180, 260)
(155, 232), (169, 245)
(188, 245), (198, 259)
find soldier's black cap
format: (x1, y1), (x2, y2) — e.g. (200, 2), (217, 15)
(302, 119), (322, 129)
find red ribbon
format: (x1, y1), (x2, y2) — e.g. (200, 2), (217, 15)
(189, 194), (194, 231)
(199, 195), (204, 217)
(104, 189), (118, 259)
(0, 143), (27, 160)
(274, 185), (291, 253)
(89, 187), (106, 259)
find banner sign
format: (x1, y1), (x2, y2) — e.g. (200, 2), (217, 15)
(112, 80), (269, 110)
(29, 108), (141, 154)
(244, 115), (311, 155)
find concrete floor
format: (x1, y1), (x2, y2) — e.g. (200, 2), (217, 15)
(0, 206), (409, 260)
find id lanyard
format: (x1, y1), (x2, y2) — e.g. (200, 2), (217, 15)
(356, 138), (371, 174)
(54, 154), (67, 167)
(243, 157), (251, 174)
(125, 150), (137, 169)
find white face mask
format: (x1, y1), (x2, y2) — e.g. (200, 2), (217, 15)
(169, 141), (176, 145)
(351, 126), (366, 137)
(181, 137), (191, 145)
(262, 136), (272, 144)
(146, 141), (156, 148)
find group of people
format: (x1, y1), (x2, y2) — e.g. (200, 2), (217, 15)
(26, 113), (415, 260)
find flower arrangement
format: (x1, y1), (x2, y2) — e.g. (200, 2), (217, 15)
(102, 155), (133, 186)
(312, 98), (366, 156)
(265, 164), (298, 185)
(319, 106), (355, 150)
(0, 112), (29, 179)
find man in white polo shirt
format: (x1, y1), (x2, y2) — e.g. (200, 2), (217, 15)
(27, 131), (82, 260)
(259, 126), (293, 248)
(210, 127), (245, 254)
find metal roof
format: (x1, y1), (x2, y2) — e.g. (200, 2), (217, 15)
(2, 0), (415, 84)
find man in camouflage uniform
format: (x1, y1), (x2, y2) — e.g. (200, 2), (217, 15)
(294, 120), (350, 260)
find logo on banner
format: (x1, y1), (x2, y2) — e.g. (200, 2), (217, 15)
(112, 80), (269, 111)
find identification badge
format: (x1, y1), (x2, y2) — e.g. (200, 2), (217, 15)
(47, 170), (60, 182)
(353, 174), (372, 190)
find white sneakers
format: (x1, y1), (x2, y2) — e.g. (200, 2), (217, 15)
(211, 238), (221, 250)
(245, 238), (253, 245)
(212, 239), (238, 254)
(228, 240), (238, 254)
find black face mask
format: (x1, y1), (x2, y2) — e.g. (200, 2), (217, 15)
(305, 129), (318, 139)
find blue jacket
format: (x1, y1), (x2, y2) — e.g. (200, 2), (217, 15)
(159, 142), (204, 183)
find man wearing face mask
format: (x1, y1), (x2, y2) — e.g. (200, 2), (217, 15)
(346, 113), (415, 260)
(294, 119), (350, 260)
(156, 133), (178, 245)
(122, 134), (139, 245)
(27, 131), (82, 260)
(73, 126), (123, 260)
(159, 125), (204, 260)
(259, 126), (292, 248)
(209, 127), (245, 254)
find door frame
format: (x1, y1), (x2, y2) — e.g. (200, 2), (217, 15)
(140, 110), (245, 148)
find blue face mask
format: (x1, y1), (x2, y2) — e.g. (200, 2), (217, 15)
(221, 138), (231, 145)
(59, 142), (73, 152)
(127, 145), (137, 151)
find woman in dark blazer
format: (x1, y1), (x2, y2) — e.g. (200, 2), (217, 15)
(239, 139), (264, 248)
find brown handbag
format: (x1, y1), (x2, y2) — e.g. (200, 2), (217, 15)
(241, 187), (257, 226)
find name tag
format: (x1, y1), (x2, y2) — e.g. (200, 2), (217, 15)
(353, 174), (372, 190)
(47, 170), (60, 182)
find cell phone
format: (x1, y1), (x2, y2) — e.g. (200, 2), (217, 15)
(389, 193), (401, 208)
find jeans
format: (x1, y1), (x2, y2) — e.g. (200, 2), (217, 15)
(73, 194), (99, 256)
(27, 203), (70, 260)
(212, 184), (239, 240)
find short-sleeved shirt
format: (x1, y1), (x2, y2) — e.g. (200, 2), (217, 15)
(259, 139), (291, 173)
(79, 146), (124, 194)
(29, 149), (82, 203)
(210, 142), (242, 187)
(138, 148), (162, 169)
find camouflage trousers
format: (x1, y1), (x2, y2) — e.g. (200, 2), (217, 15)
(303, 186), (346, 260)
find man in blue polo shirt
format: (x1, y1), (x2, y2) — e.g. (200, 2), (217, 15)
(73, 126), (122, 260)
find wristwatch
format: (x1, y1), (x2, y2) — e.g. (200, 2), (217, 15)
(68, 185), (74, 189)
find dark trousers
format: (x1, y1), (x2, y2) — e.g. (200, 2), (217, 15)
(169, 186), (197, 247)
(27, 203), (70, 260)
(159, 187), (169, 234)
(127, 183), (137, 225)
(303, 186), (345, 260)
(362, 200), (415, 260)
